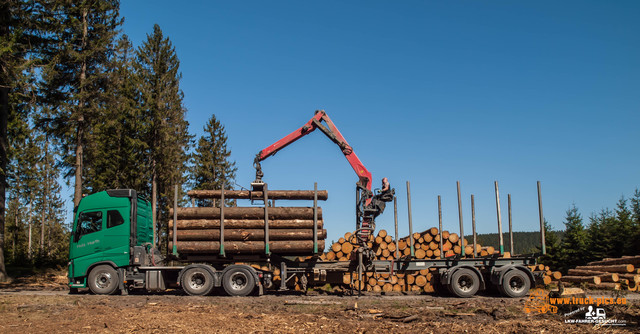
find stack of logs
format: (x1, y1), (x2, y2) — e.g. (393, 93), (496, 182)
(168, 189), (328, 255)
(559, 256), (640, 291)
(320, 227), (508, 293)
(529, 264), (563, 286)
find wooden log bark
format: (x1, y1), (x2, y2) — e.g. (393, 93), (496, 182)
(187, 189), (328, 200)
(587, 255), (640, 266)
(585, 282), (621, 290)
(169, 228), (327, 241)
(575, 264), (634, 273)
(617, 274), (640, 283)
(171, 240), (324, 254)
(169, 219), (323, 229)
(567, 269), (619, 282)
(170, 207), (322, 220)
(561, 276), (602, 284)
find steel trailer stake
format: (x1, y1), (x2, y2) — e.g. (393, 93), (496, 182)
(538, 181), (546, 255)
(471, 194), (476, 258)
(508, 194), (513, 255)
(264, 183), (270, 255)
(495, 181), (504, 255)
(313, 182), (318, 254)
(406, 181), (415, 257)
(438, 195), (443, 259)
(173, 184), (178, 256)
(457, 181), (464, 254)
(394, 195), (399, 259)
(220, 181), (225, 256)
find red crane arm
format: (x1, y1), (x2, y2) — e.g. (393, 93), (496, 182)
(254, 110), (373, 192)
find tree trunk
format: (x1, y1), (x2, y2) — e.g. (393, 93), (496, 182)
(73, 8), (89, 208)
(169, 219), (324, 229)
(587, 256), (640, 266)
(0, 86), (7, 281)
(187, 189), (328, 201)
(40, 208), (44, 255)
(567, 269), (619, 282)
(575, 264), (634, 273)
(171, 240), (324, 254)
(151, 161), (157, 248)
(170, 207), (322, 220)
(170, 228), (326, 241)
(561, 276), (602, 284)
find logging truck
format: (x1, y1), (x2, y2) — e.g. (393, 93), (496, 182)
(68, 186), (540, 298)
(68, 109), (542, 297)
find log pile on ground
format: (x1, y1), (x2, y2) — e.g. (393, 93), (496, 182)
(168, 189), (328, 256)
(318, 227), (511, 293)
(558, 256), (640, 291)
(529, 264), (562, 286)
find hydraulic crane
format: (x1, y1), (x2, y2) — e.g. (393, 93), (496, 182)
(253, 110), (393, 247)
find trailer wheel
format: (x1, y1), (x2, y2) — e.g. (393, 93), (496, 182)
(223, 267), (255, 297)
(88, 265), (119, 295)
(447, 268), (480, 298)
(181, 267), (215, 296)
(499, 269), (530, 298)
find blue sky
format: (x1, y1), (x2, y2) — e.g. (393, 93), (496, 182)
(116, 1), (640, 245)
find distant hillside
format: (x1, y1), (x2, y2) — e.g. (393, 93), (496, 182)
(475, 231), (564, 255)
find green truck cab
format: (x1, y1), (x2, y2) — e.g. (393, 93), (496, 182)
(68, 190), (153, 292)
(68, 189), (268, 296)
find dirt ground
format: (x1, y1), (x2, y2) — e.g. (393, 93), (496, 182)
(1, 271), (638, 333)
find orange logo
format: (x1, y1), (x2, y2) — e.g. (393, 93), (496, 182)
(524, 289), (558, 314)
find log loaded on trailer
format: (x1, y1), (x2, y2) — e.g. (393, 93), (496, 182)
(68, 110), (541, 297)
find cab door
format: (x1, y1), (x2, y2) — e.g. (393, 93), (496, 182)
(69, 207), (130, 278)
(70, 210), (107, 277)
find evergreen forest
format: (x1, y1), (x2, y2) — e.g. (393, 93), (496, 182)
(0, 1), (638, 281)
(0, 0), (235, 280)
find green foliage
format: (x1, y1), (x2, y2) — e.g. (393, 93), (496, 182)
(538, 220), (562, 268)
(84, 34), (149, 193)
(553, 205), (588, 273)
(190, 114), (237, 207)
(631, 189), (640, 254)
(586, 209), (616, 261)
(475, 231), (558, 255)
(38, 0), (122, 206)
(134, 24), (192, 252)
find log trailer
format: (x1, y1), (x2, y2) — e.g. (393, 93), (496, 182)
(67, 110), (541, 298)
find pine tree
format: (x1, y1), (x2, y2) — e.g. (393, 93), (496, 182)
(84, 34), (149, 193)
(33, 134), (67, 263)
(613, 196), (633, 256)
(538, 220), (561, 268)
(134, 24), (191, 250)
(587, 209), (616, 261)
(630, 189), (640, 255)
(0, 0), (45, 281)
(191, 114), (237, 207)
(556, 205), (588, 273)
(38, 0), (121, 207)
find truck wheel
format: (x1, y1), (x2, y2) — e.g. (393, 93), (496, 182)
(88, 265), (119, 295)
(499, 269), (530, 298)
(181, 267), (215, 296)
(447, 268), (480, 298)
(223, 267), (255, 297)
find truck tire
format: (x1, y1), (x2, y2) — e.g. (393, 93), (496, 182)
(222, 267), (256, 297)
(499, 269), (530, 298)
(447, 268), (480, 298)
(181, 267), (215, 296)
(88, 265), (119, 295)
